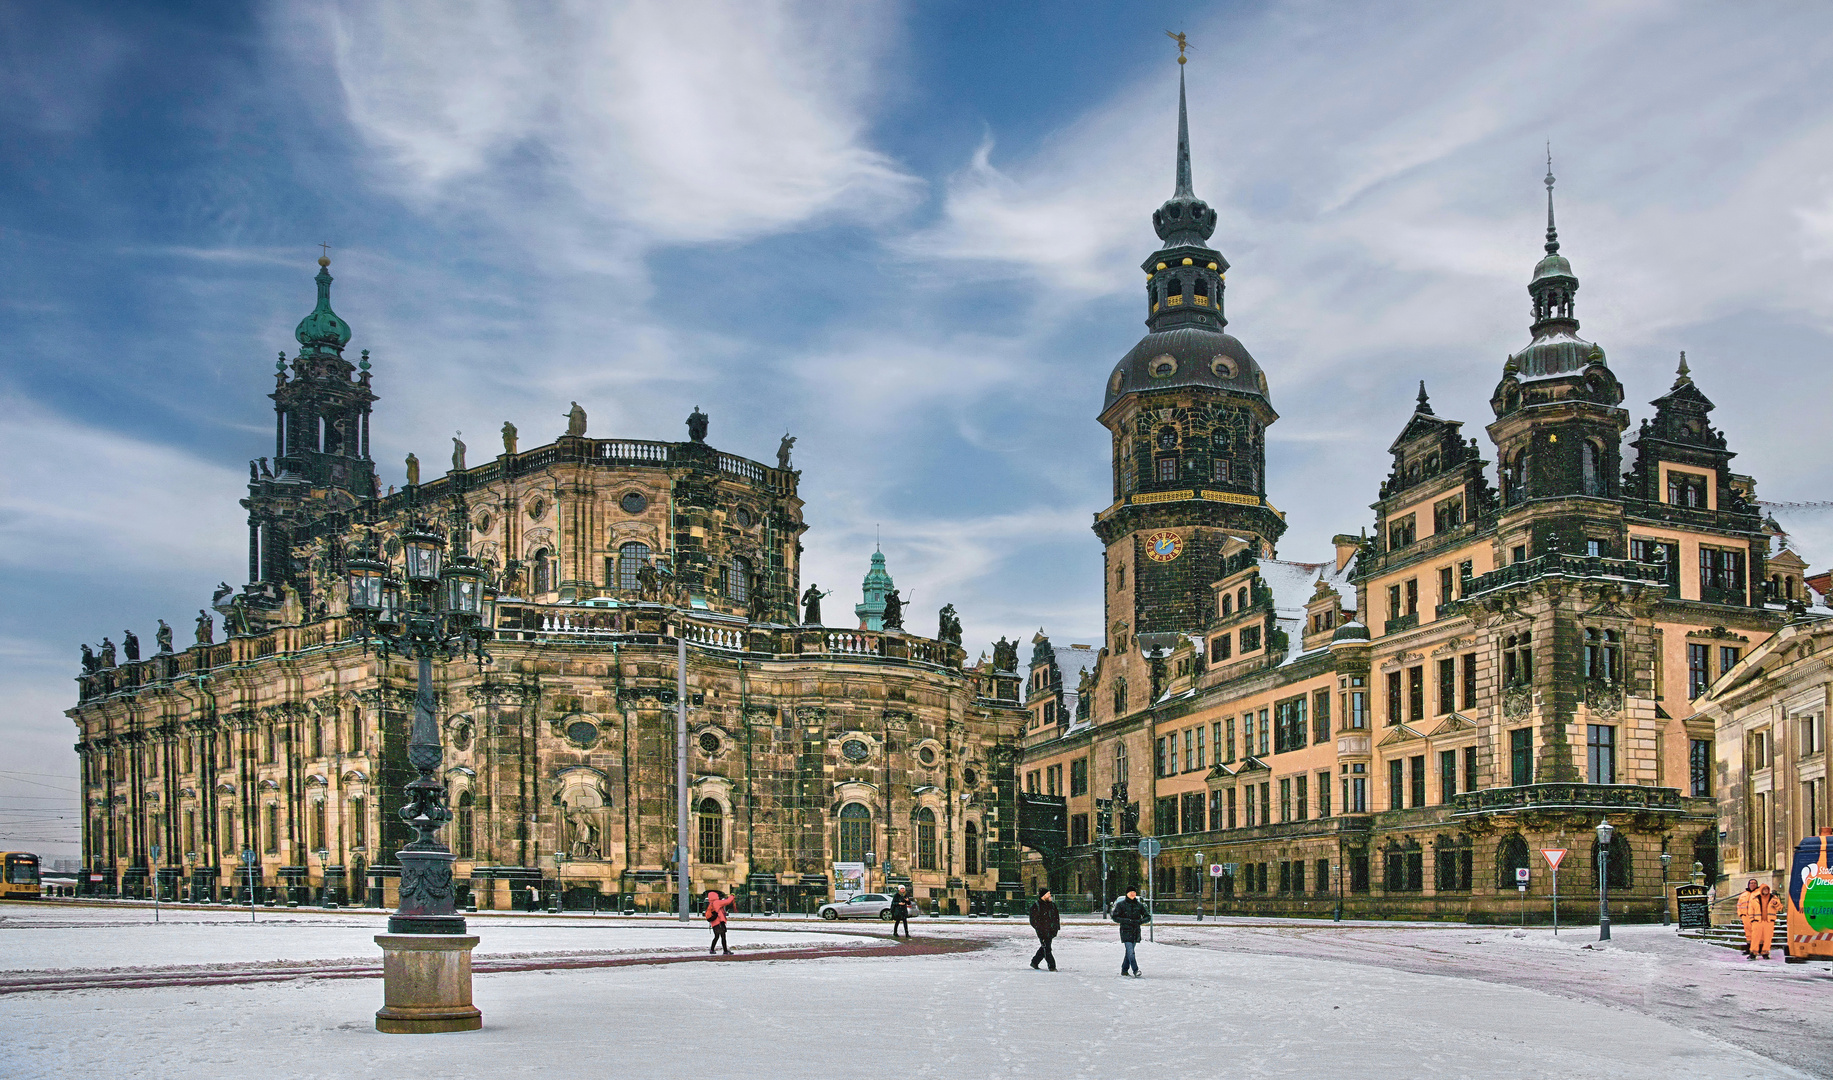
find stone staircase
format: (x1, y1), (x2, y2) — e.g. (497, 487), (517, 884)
(1680, 914), (1790, 955)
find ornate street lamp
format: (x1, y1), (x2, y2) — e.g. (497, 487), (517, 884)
(1596, 817), (1614, 942)
(345, 510), (490, 939)
(1660, 851), (1673, 927)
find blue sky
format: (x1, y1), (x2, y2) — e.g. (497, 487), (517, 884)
(5, 1), (1832, 856)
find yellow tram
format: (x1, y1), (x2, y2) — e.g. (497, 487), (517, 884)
(0, 852), (41, 899)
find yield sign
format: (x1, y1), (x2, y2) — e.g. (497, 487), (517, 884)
(1542, 848), (1566, 871)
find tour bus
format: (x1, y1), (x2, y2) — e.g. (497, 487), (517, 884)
(0, 852), (41, 900)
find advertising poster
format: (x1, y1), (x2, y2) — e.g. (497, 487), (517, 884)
(1786, 833), (1833, 961)
(832, 862), (867, 901)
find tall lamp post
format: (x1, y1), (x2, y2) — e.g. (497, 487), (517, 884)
(346, 503), (490, 1034)
(1596, 817), (1613, 942)
(1660, 851), (1672, 927)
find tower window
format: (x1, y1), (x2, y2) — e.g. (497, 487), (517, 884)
(617, 542), (650, 591)
(725, 556), (751, 604)
(1156, 457), (1177, 482)
(1212, 458), (1231, 483)
(1156, 427), (1178, 450)
(531, 549), (552, 594)
(1581, 440), (1605, 496)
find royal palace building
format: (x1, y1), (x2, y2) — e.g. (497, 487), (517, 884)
(1013, 69), (1816, 921)
(69, 257), (1028, 913)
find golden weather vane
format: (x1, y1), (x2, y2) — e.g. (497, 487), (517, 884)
(1166, 30), (1191, 64)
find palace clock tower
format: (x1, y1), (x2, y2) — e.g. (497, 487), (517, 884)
(1094, 64), (1285, 662)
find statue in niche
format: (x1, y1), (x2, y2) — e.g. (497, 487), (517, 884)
(937, 604), (962, 645)
(882, 588), (904, 631)
(451, 433), (466, 472)
(405, 452), (420, 487)
(567, 805), (601, 859)
(686, 407), (708, 443)
(80, 644), (97, 673)
(155, 619), (174, 654)
(802, 584), (831, 626)
(196, 610), (214, 645)
(122, 630), (140, 662)
(565, 401), (587, 437)
(99, 638), (117, 668)
(776, 433), (796, 471)
(501, 421), (517, 456)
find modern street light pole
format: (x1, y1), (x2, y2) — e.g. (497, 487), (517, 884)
(676, 632), (690, 922)
(1596, 817), (1614, 942)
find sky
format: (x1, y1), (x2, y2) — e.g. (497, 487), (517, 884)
(4, 0), (1832, 858)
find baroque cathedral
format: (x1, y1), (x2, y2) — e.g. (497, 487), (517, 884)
(1013, 67), (1806, 919)
(69, 256), (1028, 913)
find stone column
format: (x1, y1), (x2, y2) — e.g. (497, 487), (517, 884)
(373, 934), (482, 1033)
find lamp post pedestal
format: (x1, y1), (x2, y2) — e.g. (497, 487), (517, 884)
(374, 933), (482, 1034)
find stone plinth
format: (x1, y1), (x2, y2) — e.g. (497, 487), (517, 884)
(374, 934), (482, 1034)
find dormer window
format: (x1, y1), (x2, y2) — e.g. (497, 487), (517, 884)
(1667, 471), (1707, 508)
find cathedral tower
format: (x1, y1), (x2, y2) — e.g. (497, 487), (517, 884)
(1094, 64), (1284, 652)
(242, 256), (378, 589)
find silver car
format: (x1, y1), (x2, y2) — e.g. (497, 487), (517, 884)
(817, 893), (911, 921)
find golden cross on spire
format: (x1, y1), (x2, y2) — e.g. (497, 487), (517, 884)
(319, 241), (332, 260)
(1166, 30), (1191, 64)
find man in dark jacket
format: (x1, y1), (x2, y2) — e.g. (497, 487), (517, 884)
(889, 886), (913, 939)
(1110, 887), (1150, 977)
(1028, 889), (1061, 971)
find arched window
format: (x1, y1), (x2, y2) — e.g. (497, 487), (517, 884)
(1581, 440), (1604, 496)
(698, 798), (725, 864)
(1590, 831), (1631, 890)
(265, 805), (279, 854)
(964, 820), (980, 875)
(1113, 678), (1128, 715)
(1497, 834), (1530, 890)
(838, 803), (870, 864)
(1222, 594), (1233, 616)
(532, 549), (552, 595)
(350, 796), (366, 848)
(916, 807), (937, 871)
(312, 800), (326, 851)
(726, 556), (750, 605)
(618, 542), (649, 591)
(456, 791), (474, 859)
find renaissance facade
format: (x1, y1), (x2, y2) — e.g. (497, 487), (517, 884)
(69, 259), (1027, 913)
(1014, 70), (1804, 921)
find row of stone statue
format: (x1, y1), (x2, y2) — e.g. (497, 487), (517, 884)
(79, 608), (225, 672)
(797, 586), (966, 647)
(399, 406), (799, 486)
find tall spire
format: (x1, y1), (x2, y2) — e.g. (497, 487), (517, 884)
(1175, 65), (1194, 198)
(1543, 145), (1560, 256)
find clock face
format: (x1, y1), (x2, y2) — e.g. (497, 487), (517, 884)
(1146, 531), (1183, 563)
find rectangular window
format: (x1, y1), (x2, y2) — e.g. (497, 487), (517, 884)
(1584, 628), (1622, 682)
(1181, 791), (1204, 834)
(1389, 759), (1404, 810)
(1279, 778), (1292, 822)
(1587, 725), (1616, 784)
(1274, 696), (1307, 754)
(1211, 634), (1231, 662)
(1465, 746), (1477, 793)
(1350, 855), (1370, 893)
(1433, 495), (1464, 533)
(1184, 729), (1195, 772)
(1698, 546), (1747, 604)
(1258, 709), (1270, 756)
(1510, 728), (1533, 786)
(1225, 718), (1236, 763)
(1317, 771), (1332, 817)
(1437, 658), (1456, 715)
(1047, 764), (1061, 796)
(1409, 755), (1426, 807)
(1260, 782), (1271, 826)
(1226, 787), (1237, 829)
(1389, 514), (1417, 549)
(1386, 672), (1402, 726)
(1461, 653), (1477, 710)
(1296, 774), (1308, 822)
(1689, 739), (1712, 797)
(1458, 559), (1473, 597)
(1687, 643), (1710, 698)
(1349, 680), (1367, 730)
(1070, 814), (1089, 847)
(1440, 749), (1458, 802)
(1241, 713), (1255, 760)
(1347, 773), (1368, 813)
(1386, 584), (1402, 623)
(1667, 470), (1708, 508)
(1240, 624), (1261, 653)
(1195, 726), (1205, 770)
(1807, 779), (1824, 836)
(1803, 714), (1823, 757)
(1156, 456), (1177, 482)
(1155, 739), (1169, 778)
(1212, 458), (1230, 482)
(1405, 577), (1419, 617)
(1438, 566), (1455, 609)
(1156, 796), (1177, 834)
(1244, 785), (1257, 828)
(1316, 858), (1331, 894)
(1718, 645), (1741, 678)
(1070, 758), (1089, 797)
(1313, 689), (1331, 743)
(1408, 666), (1425, 722)
(1505, 632), (1533, 685)
(1512, 544), (1528, 564)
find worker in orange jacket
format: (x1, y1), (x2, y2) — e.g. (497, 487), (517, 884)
(1736, 878), (1785, 959)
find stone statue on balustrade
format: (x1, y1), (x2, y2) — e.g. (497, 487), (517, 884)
(80, 644), (97, 673)
(122, 630), (139, 662)
(451, 433), (466, 472)
(99, 637), (116, 668)
(802, 584), (831, 626)
(937, 604), (962, 645)
(992, 636), (1018, 673)
(405, 452), (421, 487)
(882, 588), (904, 631)
(196, 610), (214, 645)
(777, 433), (796, 471)
(686, 407), (709, 444)
(501, 421), (518, 456)
(565, 401), (587, 437)
(155, 619), (174, 654)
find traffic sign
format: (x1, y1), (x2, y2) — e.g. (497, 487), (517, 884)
(1515, 867), (1530, 884)
(1138, 837), (1162, 858)
(1209, 863), (1225, 877)
(1542, 848), (1566, 871)
(241, 849), (256, 866)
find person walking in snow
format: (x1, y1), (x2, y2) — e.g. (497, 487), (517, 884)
(704, 889), (736, 955)
(889, 885), (914, 939)
(1738, 880), (1784, 960)
(1029, 888), (1061, 971)
(1111, 886), (1150, 977)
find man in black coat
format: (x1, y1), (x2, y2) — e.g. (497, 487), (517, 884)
(1028, 889), (1060, 971)
(889, 885), (913, 939)
(1110, 887), (1150, 977)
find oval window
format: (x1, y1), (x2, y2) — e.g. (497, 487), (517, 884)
(566, 720), (598, 748)
(698, 731), (721, 755)
(842, 739), (870, 763)
(962, 767), (980, 788)
(621, 492), (648, 515)
(1211, 355), (1237, 380)
(1148, 354), (1177, 379)
(735, 506), (753, 528)
(917, 745), (938, 767)
(474, 513), (493, 534)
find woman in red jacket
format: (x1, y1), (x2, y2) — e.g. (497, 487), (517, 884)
(704, 889), (736, 955)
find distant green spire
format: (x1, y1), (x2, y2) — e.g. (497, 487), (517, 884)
(294, 255), (352, 357)
(855, 547), (895, 631)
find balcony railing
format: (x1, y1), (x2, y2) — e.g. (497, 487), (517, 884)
(1451, 783), (1685, 817)
(1383, 612), (1419, 635)
(1462, 553), (1668, 600)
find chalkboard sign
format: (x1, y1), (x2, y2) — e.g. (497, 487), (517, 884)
(1675, 883), (1711, 931)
